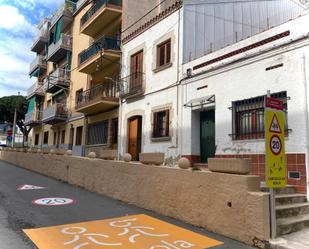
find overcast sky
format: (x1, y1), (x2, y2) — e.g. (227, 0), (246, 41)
(0, 0), (64, 97)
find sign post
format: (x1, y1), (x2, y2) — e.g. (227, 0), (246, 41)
(265, 91), (286, 239)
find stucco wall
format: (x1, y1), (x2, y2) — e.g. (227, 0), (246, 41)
(0, 151), (270, 245)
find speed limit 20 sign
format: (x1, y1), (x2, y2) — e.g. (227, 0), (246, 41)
(265, 97), (286, 188)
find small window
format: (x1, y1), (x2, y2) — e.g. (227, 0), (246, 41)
(87, 121), (108, 145)
(34, 134), (39, 145)
(232, 91), (288, 140)
(75, 126), (83, 146)
(152, 109), (170, 138)
(157, 39), (171, 68)
(43, 131), (49, 144)
(111, 118), (118, 145)
(61, 130), (65, 144)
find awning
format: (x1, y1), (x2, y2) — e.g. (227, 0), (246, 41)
(184, 94), (215, 110)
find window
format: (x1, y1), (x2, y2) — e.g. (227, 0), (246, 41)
(232, 91), (288, 140)
(75, 126), (83, 146)
(53, 132), (57, 145)
(157, 39), (171, 68)
(43, 131), (49, 144)
(87, 121), (108, 145)
(61, 130), (65, 144)
(34, 134), (39, 145)
(152, 109), (170, 139)
(75, 88), (83, 105)
(130, 50), (143, 90)
(111, 118), (118, 145)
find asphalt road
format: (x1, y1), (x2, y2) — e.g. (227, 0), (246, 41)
(0, 160), (254, 249)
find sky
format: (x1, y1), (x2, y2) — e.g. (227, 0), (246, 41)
(0, 0), (64, 97)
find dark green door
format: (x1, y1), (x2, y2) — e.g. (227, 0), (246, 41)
(200, 110), (215, 163)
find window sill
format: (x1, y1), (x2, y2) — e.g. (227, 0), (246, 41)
(153, 62), (173, 73)
(151, 136), (171, 142)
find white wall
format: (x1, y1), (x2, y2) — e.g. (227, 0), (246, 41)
(181, 31), (309, 155)
(119, 10), (181, 161)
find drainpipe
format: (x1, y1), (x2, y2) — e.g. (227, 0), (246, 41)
(302, 53), (309, 197)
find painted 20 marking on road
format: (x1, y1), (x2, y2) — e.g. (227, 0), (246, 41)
(32, 197), (76, 206)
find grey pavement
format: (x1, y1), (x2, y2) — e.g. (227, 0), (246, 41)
(0, 160), (254, 249)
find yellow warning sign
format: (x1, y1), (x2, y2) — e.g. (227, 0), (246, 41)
(265, 108), (286, 188)
(23, 214), (223, 249)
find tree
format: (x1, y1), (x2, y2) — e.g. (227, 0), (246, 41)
(0, 95), (31, 146)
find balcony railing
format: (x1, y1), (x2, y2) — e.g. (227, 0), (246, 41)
(31, 20), (50, 52)
(48, 34), (72, 61)
(27, 82), (45, 99)
(76, 81), (118, 109)
(25, 111), (42, 126)
(80, 0), (122, 26)
(42, 103), (68, 123)
(29, 55), (47, 74)
(79, 36), (120, 65)
(50, 0), (76, 28)
(119, 72), (145, 98)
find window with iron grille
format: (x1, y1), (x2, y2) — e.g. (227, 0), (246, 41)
(61, 130), (65, 144)
(43, 131), (49, 144)
(35, 134), (39, 145)
(75, 126), (83, 146)
(157, 39), (171, 68)
(232, 91), (288, 140)
(87, 120), (108, 145)
(111, 118), (118, 145)
(152, 109), (170, 138)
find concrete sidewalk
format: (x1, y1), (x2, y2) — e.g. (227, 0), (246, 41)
(270, 229), (309, 249)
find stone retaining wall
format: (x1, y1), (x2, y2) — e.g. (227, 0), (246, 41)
(0, 151), (270, 245)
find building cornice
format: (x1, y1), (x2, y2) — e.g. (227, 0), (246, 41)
(122, 1), (183, 45)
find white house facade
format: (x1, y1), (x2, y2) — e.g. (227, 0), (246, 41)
(119, 0), (309, 193)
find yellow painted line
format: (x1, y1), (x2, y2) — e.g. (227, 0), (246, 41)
(23, 214), (223, 249)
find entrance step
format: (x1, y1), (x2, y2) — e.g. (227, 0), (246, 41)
(276, 202), (309, 219)
(276, 194), (307, 205)
(277, 214), (309, 235)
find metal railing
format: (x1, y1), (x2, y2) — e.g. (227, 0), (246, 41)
(32, 26), (49, 47)
(29, 55), (46, 74)
(80, 0), (122, 26)
(78, 36), (120, 65)
(27, 82), (45, 98)
(42, 103), (68, 121)
(119, 72), (145, 98)
(25, 111), (42, 125)
(50, 0), (76, 28)
(48, 34), (72, 58)
(76, 81), (118, 108)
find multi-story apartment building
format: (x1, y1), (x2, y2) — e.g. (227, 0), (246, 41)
(118, 0), (309, 194)
(25, 0), (122, 156)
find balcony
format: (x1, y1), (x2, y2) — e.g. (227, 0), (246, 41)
(50, 0), (76, 32)
(76, 80), (118, 115)
(119, 72), (145, 99)
(26, 82), (45, 100)
(29, 55), (47, 76)
(47, 34), (72, 63)
(25, 111), (42, 127)
(78, 36), (120, 74)
(46, 68), (70, 94)
(80, 0), (122, 37)
(31, 19), (50, 53)
(42, 103), (68, 125)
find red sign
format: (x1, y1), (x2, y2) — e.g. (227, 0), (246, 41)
(265, 97), (283, 110)
(6, 130), (12, 136)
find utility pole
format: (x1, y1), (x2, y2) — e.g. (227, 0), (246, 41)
(12, 92), (20, 148)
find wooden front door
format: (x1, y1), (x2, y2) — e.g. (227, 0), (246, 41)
(200, 110), (216, 163)
(128, 116), (142, 161)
